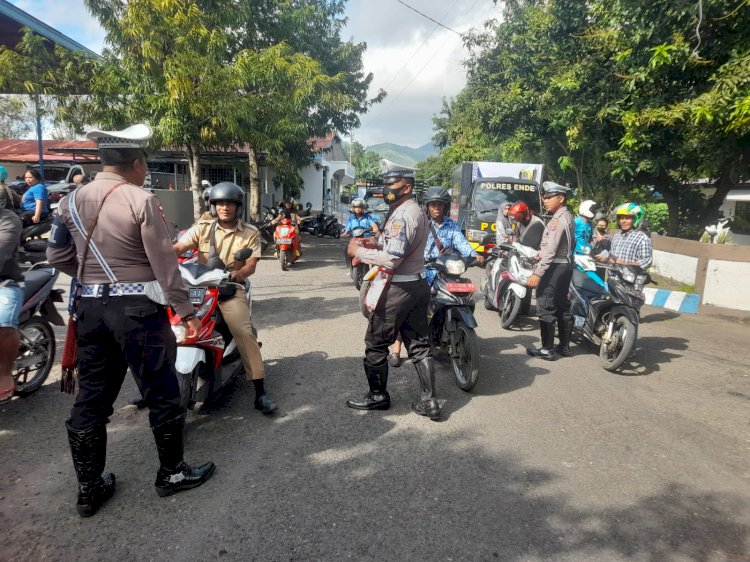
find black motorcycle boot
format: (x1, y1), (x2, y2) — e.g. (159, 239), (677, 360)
(412, 357), (441, 420)
(526, 322), (559, 361)
(555, 318), (573, 358)
(346, 359), (391, 410)
(152, 416), (216, 497)
(66, 422), (116, 517)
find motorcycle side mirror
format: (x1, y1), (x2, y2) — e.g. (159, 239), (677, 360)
(306, 202), (312, 209)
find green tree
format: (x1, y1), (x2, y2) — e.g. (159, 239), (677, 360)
(0, 95), (35, 138)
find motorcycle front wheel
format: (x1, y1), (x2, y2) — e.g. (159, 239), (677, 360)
(279, 249), (289, 271)
(599, 315), (637, 371)
(359, 279), (371, 318)
(13, 319), (55, 396)
(500, 289), (522, 329)
(451, 321), (480, 391)
(353, 265), (365, 290)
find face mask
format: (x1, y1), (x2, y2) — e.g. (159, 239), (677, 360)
(597, 227), (607, 234)
(384, 184), (408, 205)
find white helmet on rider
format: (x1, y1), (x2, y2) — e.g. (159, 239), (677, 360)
(579, 200), (597, 219)
(351, 198), (366, 210)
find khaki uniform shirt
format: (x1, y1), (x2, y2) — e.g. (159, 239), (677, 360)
(46, 171), (194, 318)
(355, 198), (428, 275)
(533, 205), (574, 277)
(179, 218), (261, 269)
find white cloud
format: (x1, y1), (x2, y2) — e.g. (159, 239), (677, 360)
(8, 0), (501, 148)
(345, 0), (499, 147)
(12, 0), (105, 53)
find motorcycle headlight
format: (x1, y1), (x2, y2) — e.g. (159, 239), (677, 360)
(445, 258), (466, 276)
(195, 296), (214, 319)
(618, 266), (636, 283)
(466, 229), (485, 242)
(171, 324), (187, 344)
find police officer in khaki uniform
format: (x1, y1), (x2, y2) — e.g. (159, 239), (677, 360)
(47, 124), (215, 517)
(174, 182), (276, 413)
(345, 167), (441, 420)
(526, 181), (575, 361)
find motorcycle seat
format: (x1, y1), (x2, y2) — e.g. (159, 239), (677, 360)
(22, 269), (52, 302)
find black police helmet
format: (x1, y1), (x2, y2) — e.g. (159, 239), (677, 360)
(423, 187), (451, 214)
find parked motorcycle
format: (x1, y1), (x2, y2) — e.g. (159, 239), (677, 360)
(569, 252), (646, 371)
(254, 206), (278, 254)
(274, 218), (299, 271)
(168, 249), (254, 411)
(18, 216), (54, 265)
(347, 226), (374, 290)
(482, 223), (544, 328)
(12, 263), (65, 396)
(312, 212), (340, 238)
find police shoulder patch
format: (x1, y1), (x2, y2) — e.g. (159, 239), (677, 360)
(389, 220), (405, 238)
(549, 218), (558, 231)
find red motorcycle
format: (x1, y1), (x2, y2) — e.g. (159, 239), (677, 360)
(274, 218), (300, 271)
(167, 249), (253, 412)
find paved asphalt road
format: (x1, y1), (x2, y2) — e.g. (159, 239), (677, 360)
(1, 235), (749, 562)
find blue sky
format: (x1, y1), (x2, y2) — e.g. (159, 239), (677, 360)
(9, 0), (499, 147)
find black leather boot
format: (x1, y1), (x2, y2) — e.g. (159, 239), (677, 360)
(66, 422), (116, 517)
(346, 359), (390, 410)
(555, 317), (573, 357)
(412, 357), (440, 420)
(152, 416), (216, 497)
(526, 322), (559, 361)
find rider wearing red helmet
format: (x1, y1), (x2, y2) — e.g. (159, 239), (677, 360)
(507, 201), (544, 241)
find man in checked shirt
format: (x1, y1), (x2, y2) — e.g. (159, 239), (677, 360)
(600, 203), (653, 270)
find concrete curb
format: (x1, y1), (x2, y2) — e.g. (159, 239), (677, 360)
(643, 287), (701, 314)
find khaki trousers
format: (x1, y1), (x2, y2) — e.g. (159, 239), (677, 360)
(217, 289), (265, 380)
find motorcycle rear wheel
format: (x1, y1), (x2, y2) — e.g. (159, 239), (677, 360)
(279, 249), (289, 271)
(599, 315), (637, 371)
(500, 290), (522, 329)
(451, 321), (480, 391)
(13, 319), (55, 397)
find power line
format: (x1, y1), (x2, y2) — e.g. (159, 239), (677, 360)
(364, 0), (487, 130)
(393, 0), (461, 35)
(377, 0), (462, 95)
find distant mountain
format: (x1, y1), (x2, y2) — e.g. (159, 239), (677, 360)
(365, 142), (437, 168)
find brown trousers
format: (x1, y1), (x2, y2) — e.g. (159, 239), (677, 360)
(217, 289), (265, 380)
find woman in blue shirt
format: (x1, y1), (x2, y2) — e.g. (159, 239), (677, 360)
(20, 168), (49, 227)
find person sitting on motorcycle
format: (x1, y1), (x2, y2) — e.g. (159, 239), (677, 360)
(0, 207), (23, 403)
(173, 182), (277, 414)
(495, 201), (514, 244)
(198, 186), (213, 220)
(574, 200), (597, 255)
(271, 198), (302, 258)
(388, 187), (482, 367)
(342, 198), (380, 237)
(598, 203), (653, 270)
(506, 202), (544, 242)
(19, 168), (50, 227)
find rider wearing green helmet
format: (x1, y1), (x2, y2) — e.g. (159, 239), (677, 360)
(600, 203), (653, 269)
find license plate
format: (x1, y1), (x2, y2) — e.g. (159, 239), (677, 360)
(276, 238), (292, 245)
(188, 287), (206, 304)
(445, 282), (476, 293)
